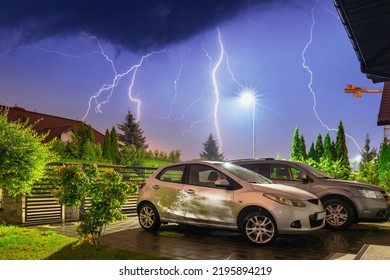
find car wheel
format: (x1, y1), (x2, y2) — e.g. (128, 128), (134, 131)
(241, 211), (278, 245)
(323, 199), (354, 230)
(138, 203), (161, 231)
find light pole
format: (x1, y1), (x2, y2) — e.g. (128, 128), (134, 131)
(240, 90), (256, 158)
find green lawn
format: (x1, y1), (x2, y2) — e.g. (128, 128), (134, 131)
(0, 225), (168, 260)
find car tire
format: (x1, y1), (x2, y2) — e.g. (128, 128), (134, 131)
(138, 203), (161, 231)
(241, 211), (278, 246)
(323, 198), (355, 230)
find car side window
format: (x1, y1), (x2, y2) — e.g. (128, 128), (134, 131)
(188, 164), (226, 188)
(240, 163), (270, 178)
(271, 164), (302, 181)
(271, 164), (292, 180)
(158, 165), (185, 183)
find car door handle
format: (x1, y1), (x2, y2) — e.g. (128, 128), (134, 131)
(152, 185), (160, 189)
(185, 189), (195, 195)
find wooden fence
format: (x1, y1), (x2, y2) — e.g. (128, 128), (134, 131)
(22, 163), (157, 225)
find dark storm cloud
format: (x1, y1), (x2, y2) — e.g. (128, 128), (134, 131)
(0, 0), (293, 52)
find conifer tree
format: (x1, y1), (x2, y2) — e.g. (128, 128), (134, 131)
(103, 129), (112, 162)
(110, 126), (119, 164)
(308, 142), (316, 160)
(315, 133), (324, 161)
(117, 110), (148, 150)
(335, 120), (351, 178)
(300, 134), (307, 160)
(200, 133), (224, 161)
(291, 127), (303, 161)
(323, 133), (332, 160)
(358, 133), (378, 184)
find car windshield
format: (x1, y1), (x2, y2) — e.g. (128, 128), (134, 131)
(297, 162), (333, 179)
(216, 162), (273, 184)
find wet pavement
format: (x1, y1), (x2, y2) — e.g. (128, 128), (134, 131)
(35, 216), (390, 260)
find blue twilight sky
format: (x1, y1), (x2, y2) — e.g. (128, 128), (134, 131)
(0, 0), (384, 161)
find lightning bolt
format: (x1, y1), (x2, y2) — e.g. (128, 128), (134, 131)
(175, 44), (213, 133)
(81, 34), (166, 122)
(302, 0), (360, 150)
(125, 49), (166, 123)
(211, 27), (225, 151)
(165, 54), (183, 119)
(181, 28), (244, 145)
(182, 114), (212, 136)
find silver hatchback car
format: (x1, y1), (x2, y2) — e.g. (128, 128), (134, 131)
(137, 161), (325, 245)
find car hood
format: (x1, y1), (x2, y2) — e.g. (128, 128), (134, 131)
(251, 183), (318, 200)
(318, 178), (385, 192)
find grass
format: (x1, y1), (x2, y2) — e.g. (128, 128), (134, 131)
(0, 225), (168, 260)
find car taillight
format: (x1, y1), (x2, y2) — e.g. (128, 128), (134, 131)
(140, 182), (146, 190)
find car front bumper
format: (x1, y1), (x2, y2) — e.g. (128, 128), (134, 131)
(354, 197), (390, 222)
(270, 203), (326, 234)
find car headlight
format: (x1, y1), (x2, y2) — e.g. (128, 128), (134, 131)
(358, 189), (383, 199)
(264, 193), (306, 207)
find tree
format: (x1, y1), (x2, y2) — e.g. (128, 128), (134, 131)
(335, 121), (351, 178)
(315, 133), (324, 161)
(102, 129), (112, 162)
(323, 133), (333, 161)
(168, 149), (181, 163)
(54, 164), (134, 252)
(356, 135), (379, 185)
(110, 126), (119, 164)
(300, 135), (307, 161)
(200, 134), (225, 161)
(378, 140), (390, 190)
(290, 127), (303, 161)
(0, 109), (57, 195)
(117, 110), (147, 150)
(307, 141), (316, 161)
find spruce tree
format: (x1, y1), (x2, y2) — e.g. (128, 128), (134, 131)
(323, 133), (332, 160)
(290, 127), (303, 161)
(315, 133), (324, 161)
(308, 142), (316, 161)
(103, 129), (112, 162)
(300, 135), (307, 160)
(117, 110), (148, 150)
(335, 120), (351, 178)
(358, 133), (378, 184)
(110, 126), (119, 164)
(200, 133), (225, 161)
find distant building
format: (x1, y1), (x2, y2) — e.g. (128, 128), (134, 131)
(2, 105), (104, 145)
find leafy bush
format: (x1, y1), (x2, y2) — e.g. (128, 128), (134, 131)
(54, 164), (135, 250)
(0, 108), (57, 196)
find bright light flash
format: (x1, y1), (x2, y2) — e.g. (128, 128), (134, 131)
(239, 89), (256, 107)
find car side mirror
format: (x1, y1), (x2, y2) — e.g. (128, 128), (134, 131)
(297, 172), (308, 182)
(215, 179), (230, 188)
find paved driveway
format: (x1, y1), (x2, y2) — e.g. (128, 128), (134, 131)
(98, 218), (390, 260)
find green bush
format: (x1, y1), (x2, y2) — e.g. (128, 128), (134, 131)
(0, 108), (57, 196)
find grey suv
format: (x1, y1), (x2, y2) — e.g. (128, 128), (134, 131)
(231, 158), (390, 230)
(137, 161), (325, 245)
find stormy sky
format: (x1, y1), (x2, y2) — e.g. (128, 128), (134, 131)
(0, 0), (384, 161)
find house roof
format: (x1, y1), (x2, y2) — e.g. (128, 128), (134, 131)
(335, 0), (390, 83)
(334, 0), (390, 125)
(2, 105), (105, 145)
